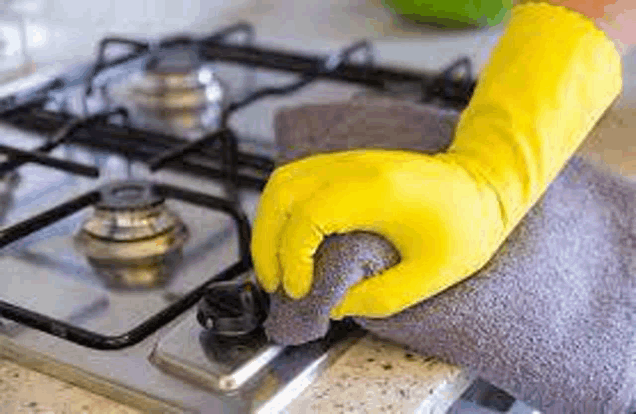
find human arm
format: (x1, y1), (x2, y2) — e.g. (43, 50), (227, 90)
(251, 1), (623, 319)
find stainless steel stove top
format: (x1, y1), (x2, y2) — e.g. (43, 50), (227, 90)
(0, 23), (500, 413)
(0, 134), (365, 412)
(151, 310), (365, 413)
(0, 29), (376, 413)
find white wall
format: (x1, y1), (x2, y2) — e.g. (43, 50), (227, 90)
(3, 0), (636, 105)
(5, 0), (253, 65)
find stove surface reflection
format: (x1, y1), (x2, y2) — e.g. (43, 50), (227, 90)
(151, 305), (365, 413)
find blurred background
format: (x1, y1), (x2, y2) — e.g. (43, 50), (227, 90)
(0, 0), (503, 76)
(2, 0), (635, 102)
(0, 0), (508, 71)
(0, 0), (630, 105)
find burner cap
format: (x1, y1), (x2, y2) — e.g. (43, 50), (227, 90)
(97, 181), (163, 211)
(82, 180), (185, 242)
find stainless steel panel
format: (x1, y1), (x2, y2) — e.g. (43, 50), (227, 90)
(151, 311), (365, 413)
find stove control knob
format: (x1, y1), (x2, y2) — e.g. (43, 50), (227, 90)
(196, 279), (270, 337)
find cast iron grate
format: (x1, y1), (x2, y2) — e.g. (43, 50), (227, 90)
(0, 111), (111, 178)
(0, 21), (475, 193)
(0, 181), (252, 350)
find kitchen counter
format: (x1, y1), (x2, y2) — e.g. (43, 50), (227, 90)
(0, 358), (139, 413)
(285, 335), (470, 414)
(0, 334), (469, 414)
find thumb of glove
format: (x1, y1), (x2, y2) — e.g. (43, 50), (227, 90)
(329, 257), (455, 320)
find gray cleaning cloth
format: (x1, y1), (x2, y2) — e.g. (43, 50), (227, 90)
(264, 95), (636, 413)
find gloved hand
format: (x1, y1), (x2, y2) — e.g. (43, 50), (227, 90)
(251, 2), (622, 319)
(252, 149), (506, 319)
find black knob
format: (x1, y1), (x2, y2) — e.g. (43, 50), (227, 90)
(197, 279), (270, 337)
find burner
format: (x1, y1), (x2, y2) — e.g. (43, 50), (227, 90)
(73, 181), (189, 289)
(123, 48), (227, 138)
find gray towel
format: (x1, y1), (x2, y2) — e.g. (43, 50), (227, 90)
(274, 96), (457, 164)
(264, 96), (636, 413)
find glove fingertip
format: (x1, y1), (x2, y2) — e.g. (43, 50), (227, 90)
(328, 306), (346, 320)
(251, 250), (281, 293)
(280, 233), (319, 300)
(258, 274), (280, 293)
(283, 269), (313, 299)
(329, 293), (359, 320)
(329, 268), (409, 319)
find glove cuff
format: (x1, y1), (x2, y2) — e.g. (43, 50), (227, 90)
(445, 1), (622, 229)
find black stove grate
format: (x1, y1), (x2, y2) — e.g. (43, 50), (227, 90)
(0, 109), (133, 178)
(0, 21), (475, 193)
(2, 107), (272, 190)
(145, 38), (377, 202)
(0, 141), (99, 178)
(0, 182), (252, 350)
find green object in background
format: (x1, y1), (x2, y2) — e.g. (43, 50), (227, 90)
(385, 0), (513, 28)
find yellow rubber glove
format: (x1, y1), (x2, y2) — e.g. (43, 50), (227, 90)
(251, 2), (622, 319)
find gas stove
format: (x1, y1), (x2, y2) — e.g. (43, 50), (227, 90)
(0, 22), (477, 413)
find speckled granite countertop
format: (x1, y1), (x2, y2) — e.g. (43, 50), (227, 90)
(0, 334), (469, 414)
(286, 334), (471, 413)
(1, 102), (634, 414)
(0, 358), (139, 414)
